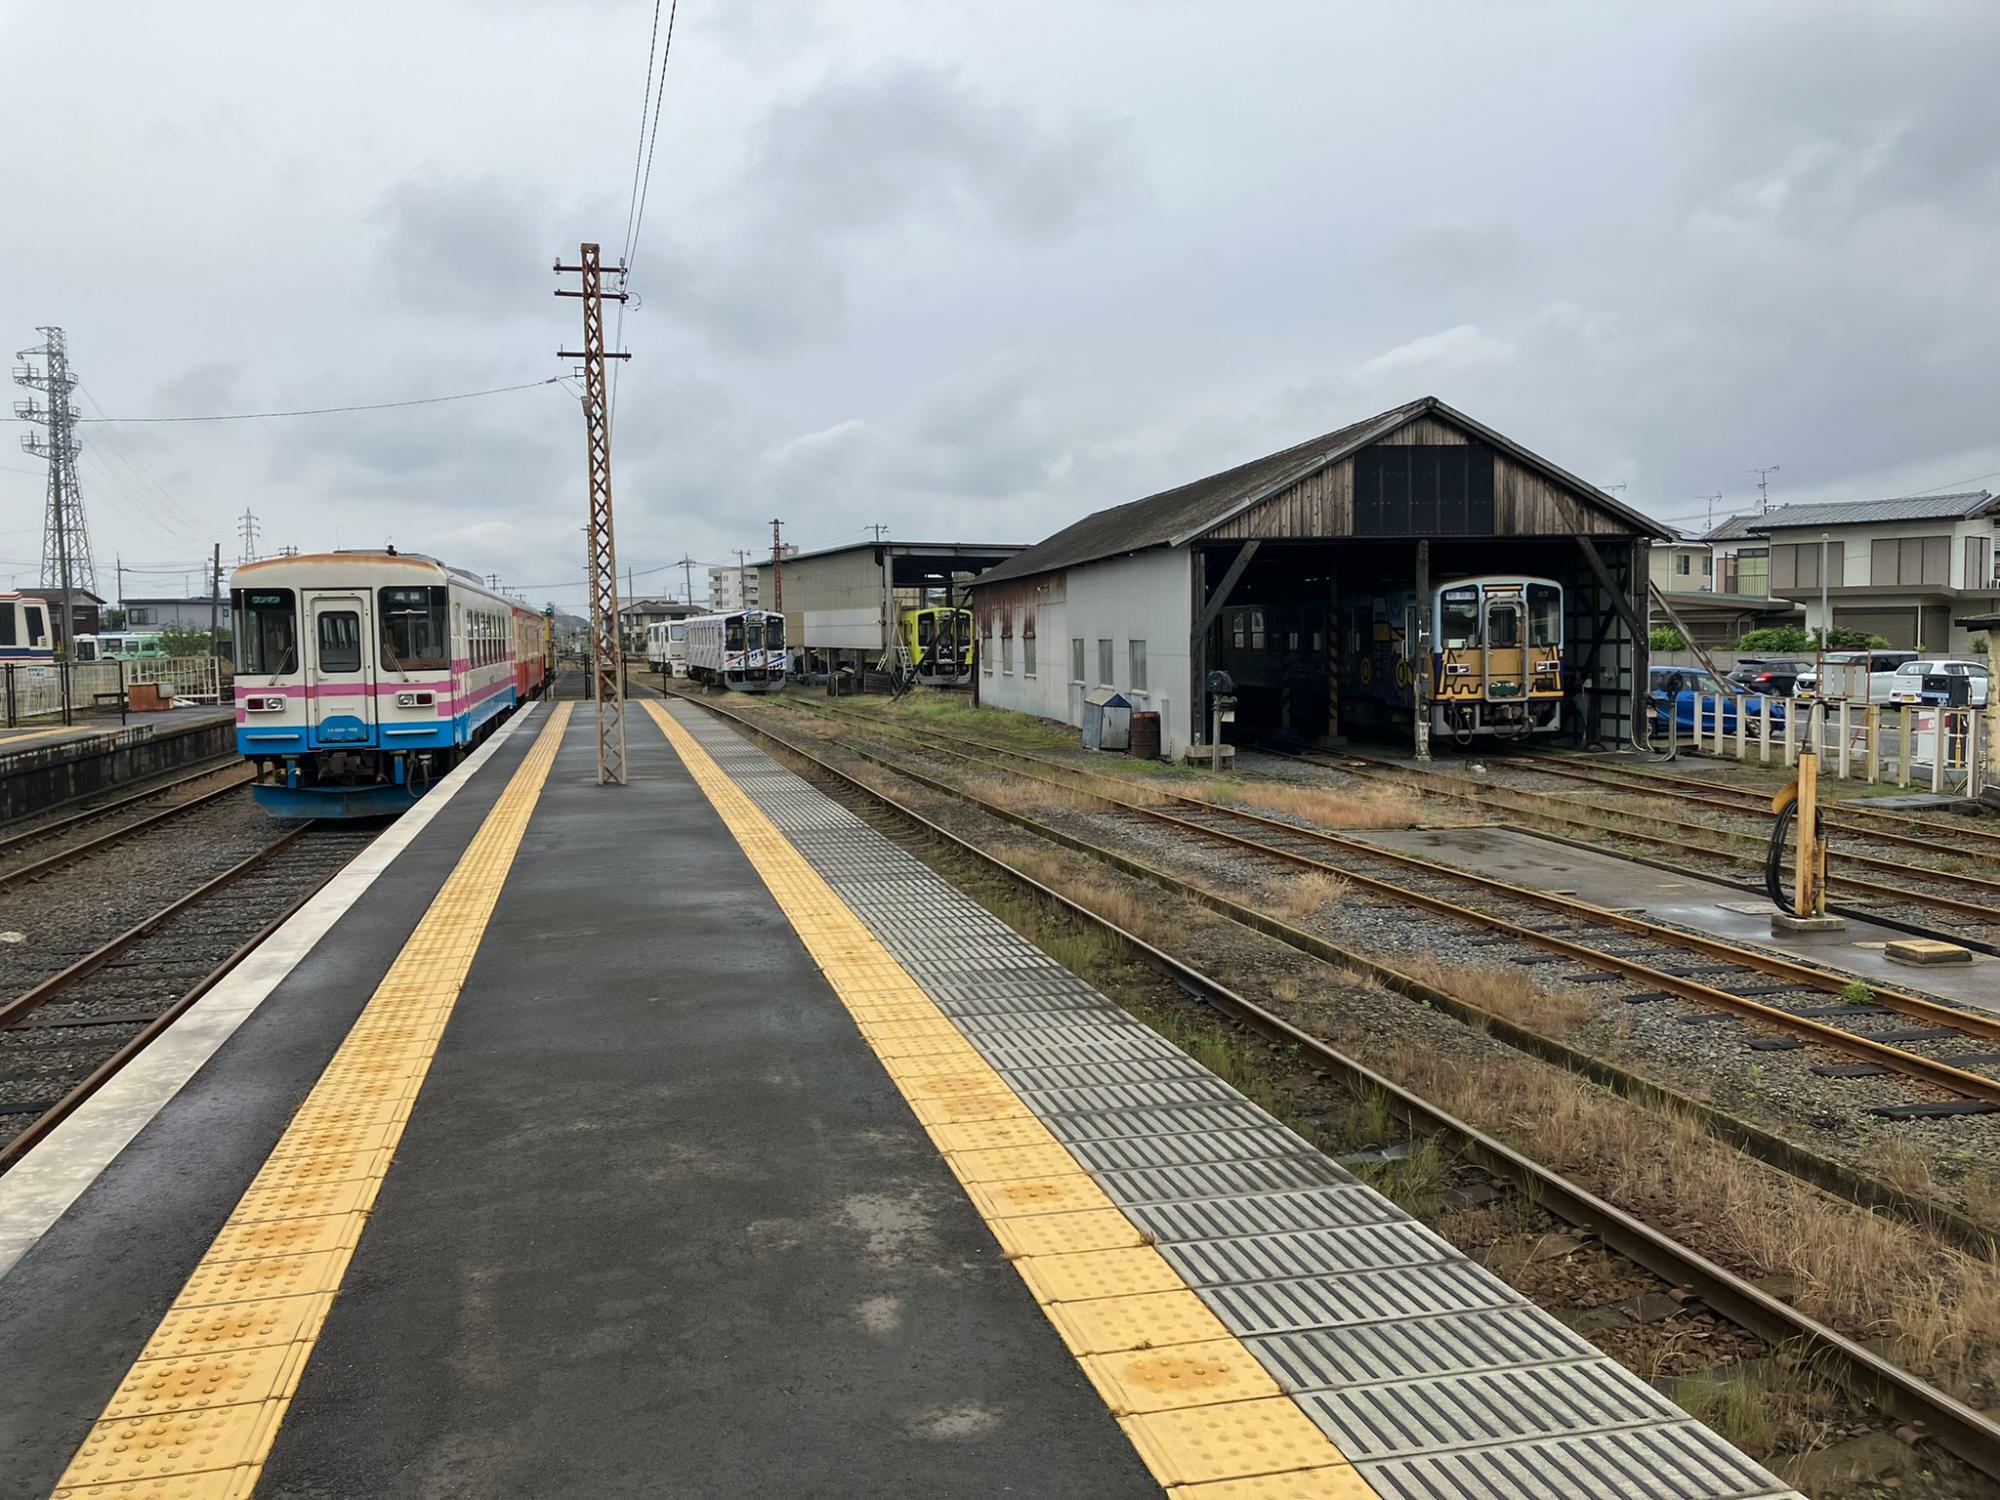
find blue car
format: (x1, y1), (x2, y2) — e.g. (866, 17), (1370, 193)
(1649, 666), (1787, 738)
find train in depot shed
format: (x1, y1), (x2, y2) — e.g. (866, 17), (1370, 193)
(1215, 573), (1565, 744)
(897, 604), (975, 687)
(229, 550), (550, 818)
(682, 608), (788, 691)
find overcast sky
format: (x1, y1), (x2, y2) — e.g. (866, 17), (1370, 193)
(3, 0), (1996, 610)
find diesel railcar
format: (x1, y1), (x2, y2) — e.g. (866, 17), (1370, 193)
(897, 605), (974, 687)
(683, 609), (787, 691)
(229, 550), (547, 818)
(645, 618), (688, 678)
(1215, 574), (1565, 743)
(0, 593), (54, 664)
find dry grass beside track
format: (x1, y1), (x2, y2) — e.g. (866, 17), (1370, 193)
(1226, 778), (1430, 830)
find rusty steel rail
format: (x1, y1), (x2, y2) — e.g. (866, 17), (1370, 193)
(1261, 742), (2000, 933)
(0, 756), (244, 862)
(0, 860), (340, 1173)
(1509, 749), (2000, 856)
(0, 771), (256, 891)
(762, 692), (2000, 1103)
(674, 688), (2000, 1485)
(0, 826), (308, 1029)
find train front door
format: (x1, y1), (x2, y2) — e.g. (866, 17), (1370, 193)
(306, 592), (374, 746)
(1483, 594), (1526, 699)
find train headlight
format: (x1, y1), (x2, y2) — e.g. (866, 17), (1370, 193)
(1534, 659), (1560, 673)
(395, 691), (436, 708)
(244, 696), (286, 712)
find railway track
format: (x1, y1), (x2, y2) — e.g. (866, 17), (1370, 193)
(670, 687), (2000, 1488)
(0, 759), (257, 890)
(0, 823), (376, 1171)
(1250, 740), (2000, 946)
(1507, 748), (2000, 859)
(747, 692), (2000, 1114)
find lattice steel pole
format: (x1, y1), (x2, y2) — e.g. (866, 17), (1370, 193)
(556, 243), (631, 784)
(13, 326), (92, 656)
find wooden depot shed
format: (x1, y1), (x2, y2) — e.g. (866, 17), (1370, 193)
(968, 395), (1672, 760)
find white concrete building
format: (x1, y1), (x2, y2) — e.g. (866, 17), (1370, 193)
(707, 565), (758, 612)
(1754, 491), (2000, 652)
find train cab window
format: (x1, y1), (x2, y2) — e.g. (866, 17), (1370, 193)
(1250, 611), (1266, 651)
(0, 608), (15, 648)
(918, 614), (936, 648)
(234, 589), (298, 673)
(24, 606), (46, 646)
(317, 611), (362, 672)
(1485, 602), (1521, 649)
(745, 617), (764, 652)
(669, 623), (686, 642)
(1440, 589), (1479, 649)
(726, 618), (746, 652)
(1528, 585), (1562, 648)
(379, 587), (448, 670)
(765, 614), (784, 649)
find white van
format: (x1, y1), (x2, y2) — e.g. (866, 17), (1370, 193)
(1887, 658), (1991, 708)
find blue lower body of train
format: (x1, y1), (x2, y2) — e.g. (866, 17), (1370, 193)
(242, 690), (517, 820)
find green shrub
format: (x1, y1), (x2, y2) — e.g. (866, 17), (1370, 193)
(1648, 627), (1687, 651)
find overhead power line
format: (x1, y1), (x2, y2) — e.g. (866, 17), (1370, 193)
(60, 376), (562, 424)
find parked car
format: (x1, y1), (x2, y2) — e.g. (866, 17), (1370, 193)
(1794, 649), (1919, 703)
(1649, 666), (1788, 737)
(1728, 657), (1813, 696)
(1885, 658), (1990, 708)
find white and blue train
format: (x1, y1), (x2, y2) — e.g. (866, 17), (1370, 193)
(230, 551), (549, 819)
(682, 609), (787, 692)
(0, 593), (55, 664)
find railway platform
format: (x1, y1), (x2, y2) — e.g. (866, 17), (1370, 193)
(0, 697), (1804, 1499)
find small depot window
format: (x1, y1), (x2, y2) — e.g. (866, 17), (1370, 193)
(1129, 640), (1148, 691)
(1097, 638), (1113, 687)
(982, 614), (994, 675)
(1071, 637), (1085, 683)
(1001, 633), (1014, 674)
(1023, 633), (1036, 678)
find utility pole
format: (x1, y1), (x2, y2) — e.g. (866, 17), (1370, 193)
(116, 555), (124, 616)
(867, 523), (890, 543)
(13, 326), (92, 657)
(555, 241), (632, 785)
(770, 519), (784, 614)
(210, 543), (221, 659)
(1751, 465), (1781, 514)
(237, 508), (261, 565)
(733, 549), (750, 609)
(675, 553), (696, 609)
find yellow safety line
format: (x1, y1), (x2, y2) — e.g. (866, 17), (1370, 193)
(644, 699), (1378, 1498)
(0, 725), (109, 749)
(49, 703), (573, 1500)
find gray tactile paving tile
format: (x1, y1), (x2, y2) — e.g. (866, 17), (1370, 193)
(671, 703), (1799, 1499)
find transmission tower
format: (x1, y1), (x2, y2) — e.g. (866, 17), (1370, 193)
(237, 507), (261, 565)
(12, 327), (93, 653)
(555, 242), (631, 785)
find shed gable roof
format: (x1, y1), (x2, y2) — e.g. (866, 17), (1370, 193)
(975, 396), (1665, 587)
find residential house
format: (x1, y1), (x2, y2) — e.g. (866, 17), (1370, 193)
(1644, 524), (1799, 651)
(1753, 491), (2000, 652)
(120, 595), (230, 635)
(617, 597), (695, 650)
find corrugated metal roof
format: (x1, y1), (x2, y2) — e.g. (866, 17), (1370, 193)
(1747, 491), (1995, 532)
(1703, 514), (1766, 541)
(975, 396), (1665, 587)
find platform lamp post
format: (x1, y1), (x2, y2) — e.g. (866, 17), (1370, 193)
(1818, 532), (1830, 650)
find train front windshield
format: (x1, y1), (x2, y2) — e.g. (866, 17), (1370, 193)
(235, 589), (298, 673)
(379, 587), (448, 669)
(764, 615), (785, 650)
(1527, 585), (1561, 648)
(726, 619), (746, 652)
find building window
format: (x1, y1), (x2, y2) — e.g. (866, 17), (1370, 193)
(1071, 637), (1085, 682)
(1023, 633), (1036, 677)
(1129, 640), (1148, 691)
(1001, 633), (1014, 674)
(1870, 534), (1950, 587)
(1097, 638), (1113, 686)
(982, 616), (993, 675)
(1674, 554), (1691, 576)
(1965, 535), (1991, 589)
(128, 607), (155, 625)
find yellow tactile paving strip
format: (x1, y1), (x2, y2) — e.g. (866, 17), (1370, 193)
(47, 703), (572, 1500)
(643, 699), (1379, 1498)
